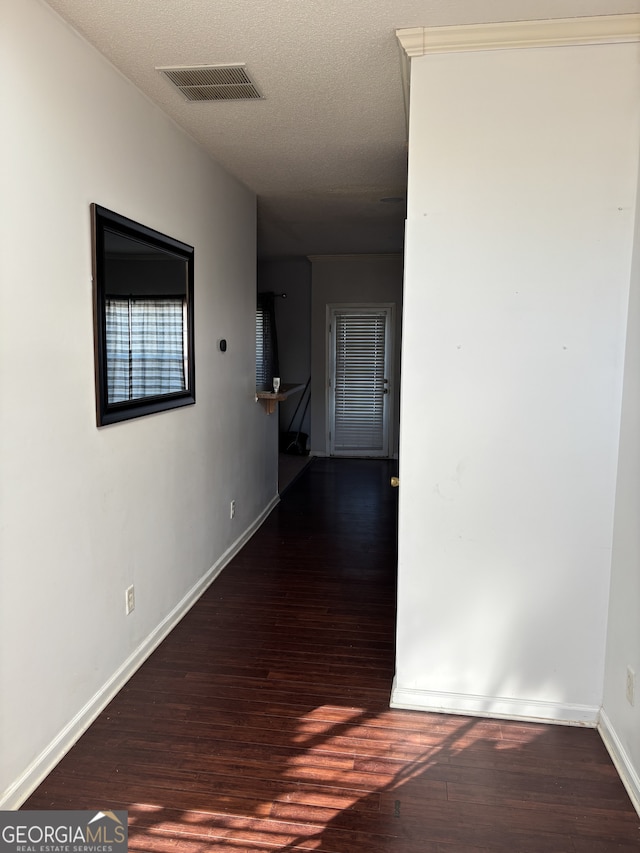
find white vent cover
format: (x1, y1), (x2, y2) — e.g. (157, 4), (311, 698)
(158, 64), (263, 102)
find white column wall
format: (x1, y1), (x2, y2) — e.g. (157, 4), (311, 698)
(394, 42), (640, 722)
(0, 0), (277, 806)
(601, 141), (640, 812)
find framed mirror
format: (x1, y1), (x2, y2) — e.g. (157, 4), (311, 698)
(91, 204), (195, 426)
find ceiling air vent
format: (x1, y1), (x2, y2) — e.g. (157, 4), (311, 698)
(158, 64), (263, 102)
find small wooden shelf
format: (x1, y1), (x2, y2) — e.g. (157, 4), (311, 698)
(256, 383), (305, 415)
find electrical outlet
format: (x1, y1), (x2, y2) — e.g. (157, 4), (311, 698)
(626, 665), (635, 707)
(230, 500), (236, 519)
(126, 584), (135, 615)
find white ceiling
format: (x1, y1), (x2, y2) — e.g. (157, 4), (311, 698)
(44, 0), (640, 258)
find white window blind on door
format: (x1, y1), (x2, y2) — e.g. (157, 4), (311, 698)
(333, 310), (387, 453)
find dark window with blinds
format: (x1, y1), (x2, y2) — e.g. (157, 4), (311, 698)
(256, 293), (279, 389)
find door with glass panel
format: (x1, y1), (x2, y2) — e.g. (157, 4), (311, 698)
(328, 305), (393, 457)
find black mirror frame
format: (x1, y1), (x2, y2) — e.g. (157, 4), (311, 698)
(91, 204), (195, 426)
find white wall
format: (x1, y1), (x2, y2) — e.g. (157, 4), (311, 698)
(309, 255), (403, 456)
(0, 0), (277, 807)
(394, 41), (640, 723)
(601, 142), (640, 811)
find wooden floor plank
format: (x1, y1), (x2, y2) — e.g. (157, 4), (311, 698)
(23, 458), (640, 852)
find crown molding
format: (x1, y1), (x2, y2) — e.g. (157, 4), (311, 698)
(396, 14), (640, 58)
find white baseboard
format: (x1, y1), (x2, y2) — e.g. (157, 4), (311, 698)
(1, 494), (279, 810)
(390, 677), (599, 726)
(598, 710), (640, 817)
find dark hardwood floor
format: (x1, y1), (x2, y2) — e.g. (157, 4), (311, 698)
(24, 459), (639, 851)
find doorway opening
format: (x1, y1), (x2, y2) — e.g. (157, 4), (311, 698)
(327, 304), (394, 458)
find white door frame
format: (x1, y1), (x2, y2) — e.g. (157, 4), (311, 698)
(326, 303), (394, 458)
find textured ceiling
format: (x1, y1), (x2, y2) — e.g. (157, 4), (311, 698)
(44, 0), (640, 258)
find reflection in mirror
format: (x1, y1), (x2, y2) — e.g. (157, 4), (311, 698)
(91, 205), (195, 426)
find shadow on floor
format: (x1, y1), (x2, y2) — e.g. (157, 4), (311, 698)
(278, 452), (313, 494)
